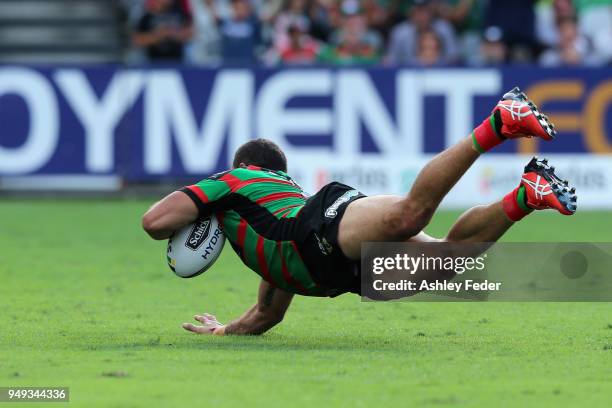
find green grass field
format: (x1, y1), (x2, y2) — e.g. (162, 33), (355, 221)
(1, 200), (612, 407)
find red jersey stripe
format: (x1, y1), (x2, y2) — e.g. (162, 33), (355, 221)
(186, 185), (209, 203)
(256, 236), (274, 284)
(277, 242), (307, 294)
(219, 173), (242, 191)
(272, 204), (301, 216)
(256, 192), (304, 205)
(236, 219), (248, 260)
(220, 175), (295, 192)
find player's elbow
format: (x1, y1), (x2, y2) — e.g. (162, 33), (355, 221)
(142, 211), (166, 240)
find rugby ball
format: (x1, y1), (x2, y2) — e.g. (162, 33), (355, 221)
(166, 216), (226, 278)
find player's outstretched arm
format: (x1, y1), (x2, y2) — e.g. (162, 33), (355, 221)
(142, 191), (199, 240)
(182, 280), (294, 336)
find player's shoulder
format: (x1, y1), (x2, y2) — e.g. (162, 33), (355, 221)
(200, 169), (232, 182)
(231, 166), (291, 180)
(200, 166), (294, 186)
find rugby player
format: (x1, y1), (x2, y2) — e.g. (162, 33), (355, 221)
(142, 87), (577, 336)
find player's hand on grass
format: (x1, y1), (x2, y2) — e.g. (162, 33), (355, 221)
(182, 313), (225, 335)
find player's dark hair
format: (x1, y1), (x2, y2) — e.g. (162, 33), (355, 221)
(232, 138), (288, 172)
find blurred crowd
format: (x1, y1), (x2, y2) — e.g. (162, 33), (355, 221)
(124, 0), (612, 66)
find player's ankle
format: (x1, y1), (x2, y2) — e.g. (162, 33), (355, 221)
(502, 186), (533, 222)
(471, 111), (504, 153)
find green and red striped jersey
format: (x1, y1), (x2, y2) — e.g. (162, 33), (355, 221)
(180, 166), (327, 296)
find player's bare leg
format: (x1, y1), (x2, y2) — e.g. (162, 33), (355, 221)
(408, 201), (513, 244)
(446, 202), (513, 242)
(339, 87), (559, 259)
(369, 157), (577, 248)
(396, 156), (578, 290)
(433, 157), (577, 244)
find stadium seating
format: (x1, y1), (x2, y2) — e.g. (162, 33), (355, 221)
(0, 0), (124, 63)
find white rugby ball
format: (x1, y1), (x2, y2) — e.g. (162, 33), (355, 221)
(166, 216), (226, 278)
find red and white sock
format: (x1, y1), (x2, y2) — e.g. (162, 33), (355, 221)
(502, 186), (533, 222)
(471, 112), (505, 153)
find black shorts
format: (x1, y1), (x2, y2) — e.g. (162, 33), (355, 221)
(295, 182), (367, 296)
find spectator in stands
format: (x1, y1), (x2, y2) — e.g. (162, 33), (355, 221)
(539, 16), (599, 66)
(270, 0), (312, 50)
(276, 24), (320, 64)
(307, 0), (342, 42)
(386, 0), (458, 65)
(436, 0), (480, 29)
(187, 0), (232, 65)
(133, 0), (194, 62)
(129, 0), (612, 67)
(318, 2), (382, 65)
(207, 0), (261, 65)
(574, 0), (612, 63)
(477, 26), (507, 65)
(535, 0), (577, 48)
(414, 29), (444, 66)
(436, 0), (484, 65)
(482, 0), (538, 62)
(362, 0), (397, 39)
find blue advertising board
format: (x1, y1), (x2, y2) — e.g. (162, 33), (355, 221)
(0, 66), (610, 180)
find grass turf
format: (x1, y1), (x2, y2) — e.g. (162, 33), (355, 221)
(1, 200), (612, 407)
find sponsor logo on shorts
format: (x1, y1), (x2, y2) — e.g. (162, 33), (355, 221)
(325, 190), (359, 218)
(185, 219), (211, 251)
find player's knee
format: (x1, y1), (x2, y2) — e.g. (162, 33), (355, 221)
(386, 199), (434, 239)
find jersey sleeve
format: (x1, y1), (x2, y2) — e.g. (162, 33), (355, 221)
(179, 172), (232, 217)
